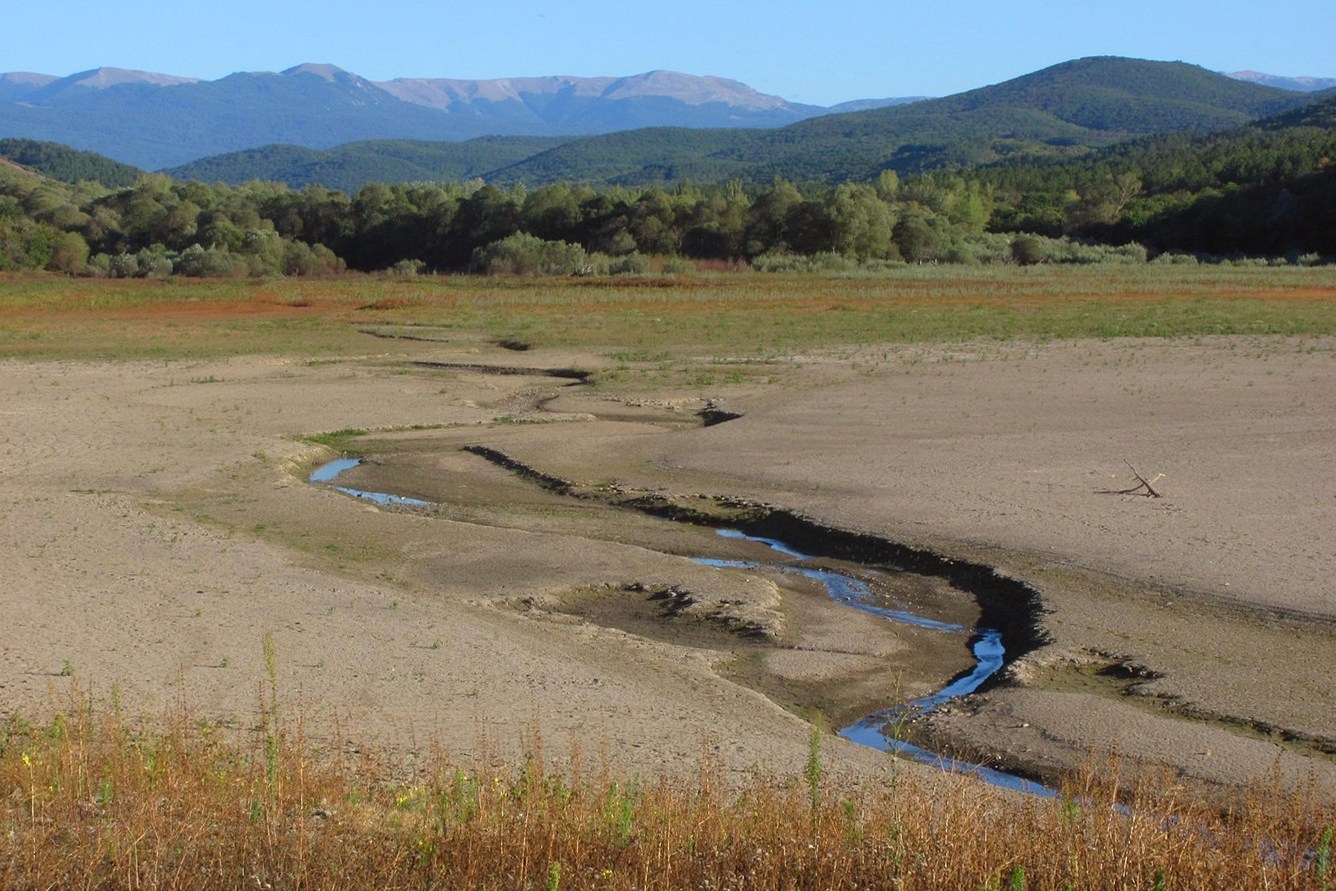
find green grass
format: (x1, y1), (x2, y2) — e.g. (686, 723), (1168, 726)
(2, 266), (1334, 362)
(299, 428), (371, 451)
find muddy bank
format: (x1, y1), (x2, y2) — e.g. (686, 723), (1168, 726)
(383, 339), (1336, 796)
(333, 437), (985, 735)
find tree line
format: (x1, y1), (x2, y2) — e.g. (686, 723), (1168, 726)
(1, 105), (1332, 279)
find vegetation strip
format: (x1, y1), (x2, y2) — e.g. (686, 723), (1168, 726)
(5, 692), (1331, 889)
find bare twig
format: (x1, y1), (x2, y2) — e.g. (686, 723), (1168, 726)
(1096, 461), (1164, 497)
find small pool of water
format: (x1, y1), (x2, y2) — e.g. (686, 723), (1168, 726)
(308, 457), (433, 507)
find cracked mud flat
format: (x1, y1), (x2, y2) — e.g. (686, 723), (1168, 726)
(1, 334), (1333, 796)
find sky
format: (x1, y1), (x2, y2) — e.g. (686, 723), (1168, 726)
(7, 0), (1335, 106)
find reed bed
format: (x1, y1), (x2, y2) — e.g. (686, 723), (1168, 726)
(2, 695), (1331, 890)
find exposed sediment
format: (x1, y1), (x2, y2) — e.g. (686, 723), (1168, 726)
(460, 443), (1050, 680)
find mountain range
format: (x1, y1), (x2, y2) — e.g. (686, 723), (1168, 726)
(1226, 71), (1336, 92)
(170, 58), (1332, 190)
(1, 58), (1331, 191)
(0, 63), (918, 170)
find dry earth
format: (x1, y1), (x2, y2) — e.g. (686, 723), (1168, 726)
(1, 333), (1332, 798)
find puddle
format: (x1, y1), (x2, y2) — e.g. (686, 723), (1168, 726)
(308, 457), (433, 508)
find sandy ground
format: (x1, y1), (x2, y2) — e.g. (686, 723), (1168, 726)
(1, 334), (1332, 797)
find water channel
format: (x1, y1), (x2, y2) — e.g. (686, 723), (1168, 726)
(310, 456), (1056, 797)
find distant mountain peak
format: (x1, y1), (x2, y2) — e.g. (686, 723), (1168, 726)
(376, 70), (795, 112)
(600, 70), (790, 109)
(62, 67), (200, 88)
(1226, 70), (1336, 92)
(0, 72), (57, 86)
(282, 63), (352, 82)
(377, 75), (614, 108)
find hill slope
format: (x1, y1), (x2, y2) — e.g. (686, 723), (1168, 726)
(980, 94), (1336, 256)
(169, 136), (571, 191)
(533, 57), (1319, 184)
(173, 57), (1322, 190)
(0, 138), (143, 187)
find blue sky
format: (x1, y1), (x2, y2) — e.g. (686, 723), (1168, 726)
(8, 0), (1334, 105)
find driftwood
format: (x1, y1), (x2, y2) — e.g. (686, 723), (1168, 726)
(1098, 461), (1164, 498)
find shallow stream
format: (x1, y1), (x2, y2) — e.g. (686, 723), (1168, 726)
(310, 456), (1055, 797)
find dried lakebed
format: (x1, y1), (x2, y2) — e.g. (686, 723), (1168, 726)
(309, 453), (1056, 796)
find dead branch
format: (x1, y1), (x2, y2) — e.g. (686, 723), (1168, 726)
(1095, 460), (1164, 497)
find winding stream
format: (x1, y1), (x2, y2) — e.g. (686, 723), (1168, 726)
(310, 456), (1055, 797)
(699, 529), (1054, 797)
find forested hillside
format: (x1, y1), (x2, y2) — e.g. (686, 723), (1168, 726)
(2, 92), (1332, 279)
(982, 95), (1336, 257)
(0, 139), (143, 188)
(167, 137), (571, 193)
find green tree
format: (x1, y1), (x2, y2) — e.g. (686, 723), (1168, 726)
(894, 208), (948, 262)
(47, 231), (90, 274)
(826, 183), (896, 260)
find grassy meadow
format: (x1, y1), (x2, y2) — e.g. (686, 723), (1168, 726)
(2, 265), (1335, 888)
(2, 264), (1335, 363)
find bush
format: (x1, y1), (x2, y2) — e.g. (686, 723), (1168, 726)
(945, 233), (1012, 265)
(1009, 236), (1151, 266)
(386, 258), (425, 277)
(1010, 234), (1049, 266)
(750, 251), (858, 273)
(175, 244), (249, 278)
(283, 241), (346, 276)
(1150, 251), (1200, 265)
(471, 232), (591, 276)
(46, 231), (89, 274)
(660, 257), (696, 275)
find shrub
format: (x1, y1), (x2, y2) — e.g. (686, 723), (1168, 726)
(471, 232), (591, 276)
(282, 241), (346, 276)
(175, 244), (249, 278)
(608, 252), (650, 275)
(386, 258), (425, 277)
(1011, 234), (1050, 266)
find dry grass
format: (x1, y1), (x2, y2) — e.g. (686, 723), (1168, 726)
(2, 693), (1331, 890)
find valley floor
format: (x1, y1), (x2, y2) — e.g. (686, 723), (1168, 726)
(1, 331), (1332, 797)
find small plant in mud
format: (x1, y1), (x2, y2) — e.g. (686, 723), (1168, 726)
(603, 777), (639, 847)
(1317, 826), (1333, 891)
(300, 428), (369, 451)
(805, 725), (823, 833)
